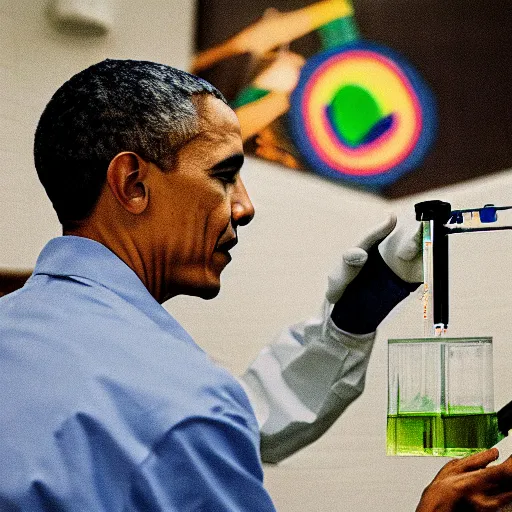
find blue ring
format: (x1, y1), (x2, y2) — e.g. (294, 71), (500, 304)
(288, 41), (437, 190)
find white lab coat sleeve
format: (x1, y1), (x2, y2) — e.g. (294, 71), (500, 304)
(238, 300), (376, 464)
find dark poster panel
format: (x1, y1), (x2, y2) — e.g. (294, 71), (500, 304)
(193, 0), (512, 197)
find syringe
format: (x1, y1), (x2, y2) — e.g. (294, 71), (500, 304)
(415, 201), (452, 337)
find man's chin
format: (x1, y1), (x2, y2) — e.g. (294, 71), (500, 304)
(186, 277), (221, 300)
(196, 285), (220, 300)
(168, 269), (222, 300)
(161, 284), (219, 303)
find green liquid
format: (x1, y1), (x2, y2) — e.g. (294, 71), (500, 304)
(387, 412), (503, 456)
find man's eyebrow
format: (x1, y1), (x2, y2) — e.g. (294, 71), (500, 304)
(211, 153), (244, 171)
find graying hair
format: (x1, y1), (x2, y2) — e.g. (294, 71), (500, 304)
(34, 59), (226, 222)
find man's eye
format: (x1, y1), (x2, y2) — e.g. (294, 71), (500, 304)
(216, 172), (238, 184)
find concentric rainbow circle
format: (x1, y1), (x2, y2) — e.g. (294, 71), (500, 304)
(289, 42), (437, 188)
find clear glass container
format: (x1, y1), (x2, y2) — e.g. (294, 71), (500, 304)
(387, 337), (502, 456)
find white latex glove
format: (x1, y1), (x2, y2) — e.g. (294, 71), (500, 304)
(378, 213), (423, 284)
(326, 211), (423, 305)
(326, 214), (398, 304)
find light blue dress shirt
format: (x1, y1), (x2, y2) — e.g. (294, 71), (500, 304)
(0, 236), (276, 511)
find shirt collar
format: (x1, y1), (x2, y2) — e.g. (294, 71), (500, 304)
(33, 236), (196, 344)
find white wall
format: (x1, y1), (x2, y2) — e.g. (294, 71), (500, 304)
(1, 0), (194, 267)
(2, 0), (512, 510)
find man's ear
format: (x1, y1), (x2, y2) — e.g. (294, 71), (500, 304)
(106, 152), (150, 214)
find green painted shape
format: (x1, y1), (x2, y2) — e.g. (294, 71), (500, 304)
(329, 84), (383, 145)
(318, 16), (359, 49)
(231, 86), (269, 108)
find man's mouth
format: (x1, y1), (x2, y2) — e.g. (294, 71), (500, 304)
(216, 236), (238, 254)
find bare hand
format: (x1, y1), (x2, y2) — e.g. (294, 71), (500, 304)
(417, 448), (512, 511)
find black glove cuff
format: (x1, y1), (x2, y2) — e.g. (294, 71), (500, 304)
(330, 244), (421, 334)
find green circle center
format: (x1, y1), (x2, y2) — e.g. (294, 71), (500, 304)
(328, 84), (383, 145)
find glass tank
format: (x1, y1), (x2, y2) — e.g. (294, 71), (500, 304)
(387, 337), (502, 456)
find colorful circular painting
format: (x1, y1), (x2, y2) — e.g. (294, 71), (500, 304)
(289, 41), (437, 188)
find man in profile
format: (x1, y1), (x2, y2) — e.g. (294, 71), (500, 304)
(0, 59), (511, 511)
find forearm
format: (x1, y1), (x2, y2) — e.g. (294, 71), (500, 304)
(239, 311), (376, 464)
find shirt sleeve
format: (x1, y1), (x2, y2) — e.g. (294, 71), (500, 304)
(128, 416), (277, 512)
(239, 301), (376, 464)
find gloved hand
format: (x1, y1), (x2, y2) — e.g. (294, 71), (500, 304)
(326, 213), (398, 304)
(327, 212), (423, 334)
(378, 213), (423, 284)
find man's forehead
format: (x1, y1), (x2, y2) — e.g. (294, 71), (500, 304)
(176, 96), (243, 164)
(196, 95), (241, 140)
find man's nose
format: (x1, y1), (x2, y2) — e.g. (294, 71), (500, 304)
(232, 178), (255, 227)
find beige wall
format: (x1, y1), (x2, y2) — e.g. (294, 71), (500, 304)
(2, 0), (512, 510)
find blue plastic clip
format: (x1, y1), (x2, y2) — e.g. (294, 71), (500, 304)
(480, 204), (498, 223)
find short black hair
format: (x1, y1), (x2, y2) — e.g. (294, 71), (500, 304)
(34, 59), (226, 223)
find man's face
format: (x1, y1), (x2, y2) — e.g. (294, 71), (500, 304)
(147, 95), (254, 301)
